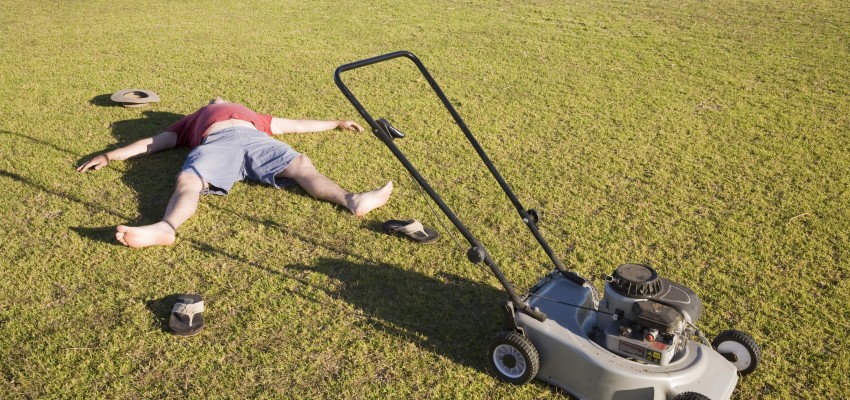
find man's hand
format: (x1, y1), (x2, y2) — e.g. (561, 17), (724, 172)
(76, 154), (109, 173)
(337, 120), (364, 133)
(75, 131), (177, 172)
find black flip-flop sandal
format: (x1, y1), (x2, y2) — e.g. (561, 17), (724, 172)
(169, 294), (205, 336)
(382, 219), (440, 244)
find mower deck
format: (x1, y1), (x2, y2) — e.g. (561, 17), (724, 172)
(516, 272), (738, 400)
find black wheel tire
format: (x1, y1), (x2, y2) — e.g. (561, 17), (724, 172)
(712, 329), (762, 375)
(674, 392), (710, 400)
(487, 331), (540, 385)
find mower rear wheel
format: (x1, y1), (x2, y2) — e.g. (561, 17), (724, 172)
(488, 331), (539, 385)
(712, 330), (761, 375)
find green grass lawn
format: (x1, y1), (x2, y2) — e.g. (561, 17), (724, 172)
(1, 0), (848, 398)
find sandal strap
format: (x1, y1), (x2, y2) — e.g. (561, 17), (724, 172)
(173, 301), (205, 326)
(396, 220), (426, 236)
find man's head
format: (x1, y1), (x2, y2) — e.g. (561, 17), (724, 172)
(209, 96), (229, 105)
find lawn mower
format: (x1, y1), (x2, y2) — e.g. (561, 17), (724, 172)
(334, 51), (761, 400)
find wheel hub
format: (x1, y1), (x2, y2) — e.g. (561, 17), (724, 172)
(493, 344), (527, 379)
(720, 352), (739, 362)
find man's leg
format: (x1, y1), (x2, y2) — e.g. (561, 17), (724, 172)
(116, 172), (205, 248)
(277, 155), (392, 217)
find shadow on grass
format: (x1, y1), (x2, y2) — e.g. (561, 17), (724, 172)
(287, 257), (506, 373)
(150, 199), (506, 373)
(0, 168), (134, 221)
(105, 111), (187, 223)
(0, 164), (180, 248)
(2, 150), (509, 375)
(69, 226), (120, 245)
(89, 93), (121, 107)
(144, 293), (183, 332)
(361, 219), (387, 234)
(238, 179), (316, 203)
(133, 206), (506, 373)
(3, 107), (185, 234)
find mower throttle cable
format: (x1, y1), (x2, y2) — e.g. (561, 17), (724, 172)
(408, 167), (499, 282)
(525, 292), (619, 317)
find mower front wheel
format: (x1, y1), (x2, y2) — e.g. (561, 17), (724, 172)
(712, 330), (761, 375)
(488, 330), (540, 385)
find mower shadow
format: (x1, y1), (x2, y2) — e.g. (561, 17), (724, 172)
(288, 257), (507, 374)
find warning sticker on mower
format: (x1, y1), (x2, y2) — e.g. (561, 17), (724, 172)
(618, 340), (662, 365)
(645, 350), (662, 364)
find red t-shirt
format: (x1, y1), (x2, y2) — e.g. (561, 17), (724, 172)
(167, 103), (274, 148)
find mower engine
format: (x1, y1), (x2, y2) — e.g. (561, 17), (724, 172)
(595, 264), (704, 366)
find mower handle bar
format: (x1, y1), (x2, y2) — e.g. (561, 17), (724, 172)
(334, 51), (584, 321)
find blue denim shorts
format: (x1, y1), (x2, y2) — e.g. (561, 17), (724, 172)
(180, 126), (301, 195)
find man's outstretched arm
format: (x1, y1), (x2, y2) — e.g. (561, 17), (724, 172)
(270, 118), (364, 135)
(76, 130), (179, 172)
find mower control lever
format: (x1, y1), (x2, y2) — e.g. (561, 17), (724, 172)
(376, 118), (405, 140)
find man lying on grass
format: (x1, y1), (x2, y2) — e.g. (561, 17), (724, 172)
(77, 96), (393, 249)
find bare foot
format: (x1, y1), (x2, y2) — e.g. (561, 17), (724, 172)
(346, 181), (393, 217)
(115, 222), (176, 248)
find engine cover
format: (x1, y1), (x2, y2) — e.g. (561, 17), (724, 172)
(594, 264), (705, 366)
(632, 301), (682, 334)
(607, 263), (703, 324)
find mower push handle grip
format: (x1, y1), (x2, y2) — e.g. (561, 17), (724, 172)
(334, 50), (417, 76)
(334, 51), (426, 143)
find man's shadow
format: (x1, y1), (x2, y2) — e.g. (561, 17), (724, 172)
(82, 109), (189, 223)
(288, 257), (507, 373)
